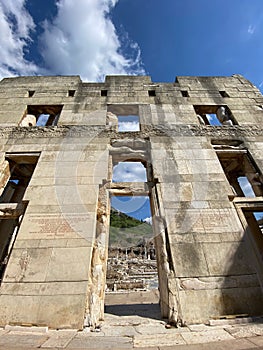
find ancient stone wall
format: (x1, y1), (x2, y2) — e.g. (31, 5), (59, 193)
(0, 74), (262, 329)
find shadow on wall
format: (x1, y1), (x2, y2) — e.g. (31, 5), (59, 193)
(220, 224), (263, 317)
(178, 222), (263, 323)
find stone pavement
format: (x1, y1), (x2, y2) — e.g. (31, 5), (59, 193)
(0, 312), (263, 350)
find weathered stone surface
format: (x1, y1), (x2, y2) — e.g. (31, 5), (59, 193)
(134, 333), (186, 347)
(41, 329), (76, 348)
(160, 338), (258, 350)
(181, 329), (234, 344)
(0, 332), (48, 347)
(225, 324), (263, 338)
(67, 335), (133, 349)
(0, 74), (262, 330)
(248, 335), (263, 347)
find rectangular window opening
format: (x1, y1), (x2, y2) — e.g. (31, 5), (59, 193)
(107, 105), (140, 132)
(219, 91), (230, 98)
(148, 90), (156, 97)
(242, 209), (263, 256)
(216, 150), (263, 197)
(20, 105), (63, 127)
(28, 90), (35, 97)
(68, 90), (75, 97)
(0, 153), (39, 282)
(117, 115), (140, 132)
(194, 105), (235, 126)
(181, 90), (189, 97)
(101, 90), (108, 97)
(1, 153), (39, 203)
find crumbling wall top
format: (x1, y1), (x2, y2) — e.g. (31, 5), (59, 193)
(0, 75), (81, 86)
(104, 75), (152, 84)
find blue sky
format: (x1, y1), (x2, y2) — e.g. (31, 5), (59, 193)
(1, 0), (263, 89)
(1, 0), (263, 221)
(111, 196), (152, 224)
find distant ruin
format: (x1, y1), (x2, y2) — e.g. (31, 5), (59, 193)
(0, 74), (263, 329)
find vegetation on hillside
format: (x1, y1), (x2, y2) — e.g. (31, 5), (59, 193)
(109, 208), (153, 248)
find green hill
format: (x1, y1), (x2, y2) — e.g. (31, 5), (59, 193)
(109, 208), (153, 248)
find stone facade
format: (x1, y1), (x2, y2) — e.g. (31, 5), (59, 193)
(0, 74), (263, 329)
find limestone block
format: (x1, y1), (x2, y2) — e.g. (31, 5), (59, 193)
(30, 173), (106, 187)
(16, 212), (96, 242)
(54, 150), (90, 162)
(0, 158), (10, 195)
(192, 232), (222, 243)
(1, 280), (87, 296)
(6, 144), (49, 153)
(202, 242), (254, 276)
(41, 330), (76, 348)
(45, 246), (92, 281)
(248, 148), (263, 161)
(24, 184), (99, 206)
(134, 333), (185, 347)
(4, 247), (52, 282)
(39, 238), (90, 248)
(29, 176), (55, 186)
(179, 274), (260, 291)
(169, 233), (195, 244)
(201, 208), (243, 233)
(221, 287), (263, 316)
(179, 289), (225, 323)
(194, 181), (232, 201)
(193, 181), (216, 202)
(14, 238), (69, 249)
(226, 325), (263, 339)
(181, 329), (234, 344)
(81, 150), (109, 162)
(14, 239), (42, 249)
(74, 110), (107, 126)
(32, 160), (108, 181)
(161, 182), (193, 203)
(0, 332), (48, 347)
(63, 184), (99, 205)
(76, 176), (105, 185)
(0, 295), (43, 327)
(23, 186), (66, 205)
(231, 110), (258, 124)
(188, 159), (223, 174)
(0, 113), (23, 126)
(0, 294), (86, 329)
(170, 242), (209, 277)
(165, 208), (205, 234)
(174, 159), (190, 174)
(39, 151), (59, 162)
(208, 200), (233, 209)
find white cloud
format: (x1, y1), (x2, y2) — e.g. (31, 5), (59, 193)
(118, 115), (140, 132)
(0, 0), (38, 79)
(111, 195), (149, 218)
(113, 162), (147, 182)
(0, 0), (145, 81)
(39, 0), (145, 81)
(248, 24), (256, 35)
(118, 121), (140, 132)
(143, 217), (152, 225)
